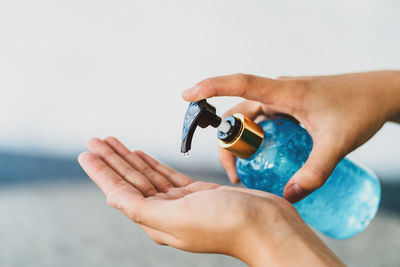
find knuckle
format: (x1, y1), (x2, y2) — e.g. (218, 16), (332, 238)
(160, 181), (173, 192)
(161, 168), (174, 178)
(234, 73), (252, 92)
(234, 72), (250, 83)
(143, 187), (158, 196)
(147, 172), (159, 181)
(104, 151), (117, 161)
(131, 150), (143, 159)
(131, 150), (140, 158)
(141, 169), (172, 191)
(235, 73), (260, 99)
(93, 163), (108, 175)
(141, 166), (153, 177)
(123, 165), (137, 177)
(114, 179), (129, 189)
(142, 170), (159, 184)
(304, 168), (329, 189)
(294, 79), (311, 91)
(312, 179), (325, 190)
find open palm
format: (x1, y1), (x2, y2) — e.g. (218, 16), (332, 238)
(78, 137), (304, 258)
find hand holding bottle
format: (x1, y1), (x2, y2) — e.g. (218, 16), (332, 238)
(78, 137), (344, 267)
(182, 71), (400, 203)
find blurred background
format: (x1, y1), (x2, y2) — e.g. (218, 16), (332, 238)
(0, 0), (399, 266)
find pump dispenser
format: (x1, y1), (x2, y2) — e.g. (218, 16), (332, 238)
(181, 100), (223, 154)
(181, 100), (264, 158)
(181, 99), (381, 239)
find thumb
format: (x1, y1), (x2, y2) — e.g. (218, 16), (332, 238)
(283, 141), (342, 203)
(181, 73), (285, 103)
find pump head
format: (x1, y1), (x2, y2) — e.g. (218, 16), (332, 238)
(181, 99), (264, 158)
(181, 100), (223, 153)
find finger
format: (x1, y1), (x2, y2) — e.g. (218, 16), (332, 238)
(219, 100), (264, 184)
(218, 150), (239, 184)
(87, 138), (158, 197)
(78, 151), (181, 233)
(104, 137), (177, 191)
(135, 150), (194, 187)
(283, 140), (341, 203)
(78, 152), (142, 198)
(181, 73), (285, 103)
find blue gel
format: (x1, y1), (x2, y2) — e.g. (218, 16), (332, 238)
(236, 116), (381, 239)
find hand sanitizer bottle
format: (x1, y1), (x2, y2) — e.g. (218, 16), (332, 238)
(181, 99), (381, 239)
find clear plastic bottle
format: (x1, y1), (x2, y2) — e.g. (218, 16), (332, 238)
(236, 116), (381, 239)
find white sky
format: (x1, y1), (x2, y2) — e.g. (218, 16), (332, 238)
(0, 0), (399, 178)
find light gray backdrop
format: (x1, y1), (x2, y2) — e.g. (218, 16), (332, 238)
(0, 0), (399, 178)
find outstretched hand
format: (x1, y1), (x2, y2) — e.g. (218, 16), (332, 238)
(78, 137), (343, 267)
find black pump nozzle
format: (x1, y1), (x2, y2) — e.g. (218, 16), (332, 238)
(181, 100), (222, 154)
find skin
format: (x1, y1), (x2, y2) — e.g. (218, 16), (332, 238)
(78, 70), (400, 266)
(182, 70), (400, 202)
(78, 137), (344, 267)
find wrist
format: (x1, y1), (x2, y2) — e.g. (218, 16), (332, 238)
(231, 209), (345, 267)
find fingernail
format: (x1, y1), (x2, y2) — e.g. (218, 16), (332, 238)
(107, 194), (121, 210)
(285, 183), (305, 203)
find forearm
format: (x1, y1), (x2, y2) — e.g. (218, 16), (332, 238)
(234, 222), (345, 267)
(378, 70), (400, 123)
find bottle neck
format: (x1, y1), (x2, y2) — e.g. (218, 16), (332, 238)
(217, 114), (264, 159)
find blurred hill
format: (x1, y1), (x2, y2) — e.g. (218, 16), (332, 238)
(1, 150), (399, 214)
